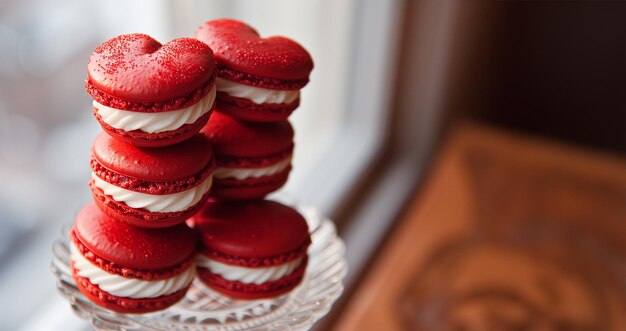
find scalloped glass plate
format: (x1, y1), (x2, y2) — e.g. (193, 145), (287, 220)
(51, 203), (347, 331)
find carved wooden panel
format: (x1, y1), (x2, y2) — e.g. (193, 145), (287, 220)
(335, 124), (625, 331)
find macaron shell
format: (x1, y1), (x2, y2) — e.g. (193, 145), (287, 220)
(85, 74), (215, 113)
(215, 93), (298, 122)
(195, 19), (313, 83)
(88, 34), (215, 103)
(196, 257), (307, 299)
(211, 166), (290, 200)
(71, 229), (195, 280)
(193, 200), (309, 259)
(90, 182), (211, 228)
(200, 111), (293, 158)
(73, 203), (197, 269)
(72, 264), (188, 313)
(93, 107), (213, 148)
(92, 132), (214, 182)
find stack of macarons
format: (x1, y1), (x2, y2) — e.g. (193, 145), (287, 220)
(191, 19), (313, 299)
(196, 19), (313, 200)
(71, 33), (218, 314)
(70, 18), (314, 314)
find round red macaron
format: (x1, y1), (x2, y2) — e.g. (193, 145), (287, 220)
(190, 200), (310, 299)
(86, 33), (217, 147)
(89, 132), (214, 228)
(195, 19), (313, 122)
(70, 203), (197, 314)
(200, 111), (293, 200)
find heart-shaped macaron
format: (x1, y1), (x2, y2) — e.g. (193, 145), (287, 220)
(86, 33), (217, 147)
(196, 19), (313, 122)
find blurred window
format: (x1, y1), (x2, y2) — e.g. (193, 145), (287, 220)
(1, 1), (402, 330)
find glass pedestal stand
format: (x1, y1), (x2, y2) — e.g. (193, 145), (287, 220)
(51, 204), (347, 331)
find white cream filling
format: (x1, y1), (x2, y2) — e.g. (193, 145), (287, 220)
(71, 242), (194, 299)
(197, 254), (303, 285)
(213, 155), (291, 180)
(216, 77), (299, 104)
(94, 85), (216, 133)
(91, 173), (212, 213)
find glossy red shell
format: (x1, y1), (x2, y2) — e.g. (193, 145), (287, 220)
(87, 34), (215, 102)
(91, 132), (214, 182)
(195, 19), (313, 83)
(192, 200), (309, 260)
(73, 203), (197, 270)
(200, 111), (293, 158)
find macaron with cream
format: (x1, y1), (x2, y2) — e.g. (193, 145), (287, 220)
(200, 111), (293, 200)
(191, 200), (310, 299)
(70, 203), (197, 313)
(195, 19), (313, 122)
(89, 132), (214, 228)
(86, 33), (217, 147)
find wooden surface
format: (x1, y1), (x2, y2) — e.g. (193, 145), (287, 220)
(334, 124), (625, 331)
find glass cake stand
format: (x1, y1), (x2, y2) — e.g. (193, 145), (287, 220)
(51, 202), (347, 331)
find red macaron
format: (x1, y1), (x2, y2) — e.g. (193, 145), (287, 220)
(89, 132), (214, 228)
(200, 111), (293, 200)
(70, 203), (197, 314)
(195, 19), (313, 122)
(86, 33), (217, 147)
(190, 200), (310, 299)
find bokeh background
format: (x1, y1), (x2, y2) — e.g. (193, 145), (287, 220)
(0, 1), (623, 330)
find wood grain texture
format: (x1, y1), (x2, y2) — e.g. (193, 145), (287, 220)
(334, 124), (625, 331)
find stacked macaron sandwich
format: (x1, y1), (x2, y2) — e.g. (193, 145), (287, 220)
(69, 19), (313, 314)
(192, 19), (313, 299)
